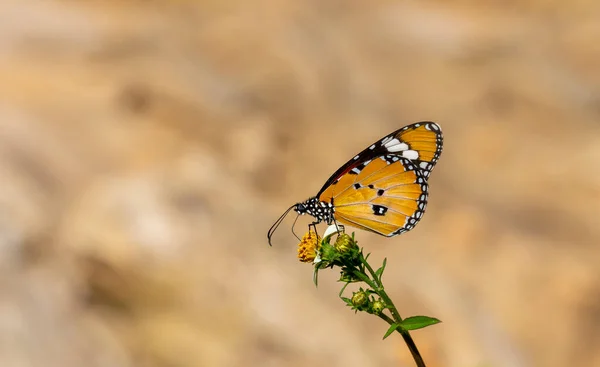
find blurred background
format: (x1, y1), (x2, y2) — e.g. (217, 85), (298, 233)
(0, 1), (599, 366)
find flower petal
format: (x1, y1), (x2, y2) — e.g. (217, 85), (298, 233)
(323, 224), (345, 240)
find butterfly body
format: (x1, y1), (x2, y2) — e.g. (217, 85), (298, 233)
(268, 122), (443, 244)
(294, 197), (334, 225)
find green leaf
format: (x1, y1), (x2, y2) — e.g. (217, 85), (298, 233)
(375, 257), (387, 280)
(400, 316), (442, 331)
(382, 323), (401, 340)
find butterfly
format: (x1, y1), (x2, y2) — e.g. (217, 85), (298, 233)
(268, 121), (443, 245)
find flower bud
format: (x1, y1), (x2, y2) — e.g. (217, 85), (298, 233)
(334, 233), (357, 254)
(371, 299), (386, 315)
(351, 291), (369, 308)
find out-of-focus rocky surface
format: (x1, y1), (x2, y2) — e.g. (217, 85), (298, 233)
(0, 1), (599, 366)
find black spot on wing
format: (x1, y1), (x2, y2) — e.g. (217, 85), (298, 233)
(372, 205), (388, 216)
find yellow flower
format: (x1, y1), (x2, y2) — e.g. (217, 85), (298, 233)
(297, 231), (321, 263)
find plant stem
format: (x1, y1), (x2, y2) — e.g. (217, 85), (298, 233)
(359, 254), (426, 367)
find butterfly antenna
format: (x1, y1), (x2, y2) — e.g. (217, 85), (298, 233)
(267, 204), (296, 246)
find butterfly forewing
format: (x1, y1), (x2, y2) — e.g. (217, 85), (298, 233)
(316, 122), (442, 199)
(392, 122), (443, 177)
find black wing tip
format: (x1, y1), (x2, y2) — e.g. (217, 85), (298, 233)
(414, 121), (442, 131)
(389, 121), (442, 136)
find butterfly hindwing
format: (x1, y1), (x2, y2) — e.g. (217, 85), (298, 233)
(318, 155), (428, 237)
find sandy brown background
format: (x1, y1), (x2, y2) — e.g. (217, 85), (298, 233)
(1, 1), (599, 367)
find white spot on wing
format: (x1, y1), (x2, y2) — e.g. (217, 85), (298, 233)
(386, 143), (409, 152)
(369, 144), (376, 150)
(383, 138), (400, 148)
(402, 150), (419, 160)
(420, 162), (429, 169)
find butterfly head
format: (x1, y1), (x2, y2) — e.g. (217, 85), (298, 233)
(267, 197), (336, 246)
(293, 202), (307, 214)
(293, 199), (314, 216)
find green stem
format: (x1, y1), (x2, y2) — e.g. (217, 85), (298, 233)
(377, 312), (396, 325)
(359, 255), (426, 367)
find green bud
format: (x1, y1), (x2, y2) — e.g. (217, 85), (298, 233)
(351, 291), (369, 308)
(334, 234), (357, 254)
(371, 299), (386, 315)
(317, 241), (338, 266)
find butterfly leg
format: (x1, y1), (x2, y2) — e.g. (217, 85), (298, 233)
(290, 213), (302, 241)
(331, 218), (346, 237)
(308, 221), (319, 236)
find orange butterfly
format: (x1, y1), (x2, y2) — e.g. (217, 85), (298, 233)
(268, 122), (443, 245)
